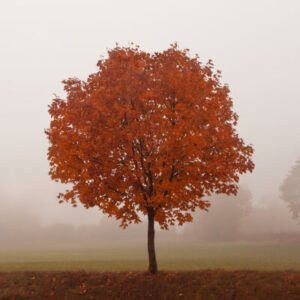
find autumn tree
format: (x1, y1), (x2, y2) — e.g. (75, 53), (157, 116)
(280, 158), (300, 223)
(46, 44), (254, 273)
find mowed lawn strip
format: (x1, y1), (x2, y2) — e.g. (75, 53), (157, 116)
(0, 270), (299, 300)
(0, 243), (299, 271)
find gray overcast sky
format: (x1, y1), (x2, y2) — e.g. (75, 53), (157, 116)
(0, 0), (299, 225)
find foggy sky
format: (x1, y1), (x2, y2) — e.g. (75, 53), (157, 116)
(0, 0), (300, 227)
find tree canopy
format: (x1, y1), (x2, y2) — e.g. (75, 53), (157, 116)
(46, 44), (254, 229)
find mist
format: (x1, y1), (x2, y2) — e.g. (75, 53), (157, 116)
(0, 0), (300, 249)
(1, 186), (299, 249)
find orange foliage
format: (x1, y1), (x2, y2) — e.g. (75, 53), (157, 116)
(46, 44), (254, 229)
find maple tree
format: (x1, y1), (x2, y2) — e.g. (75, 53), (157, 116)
(280, 158), (300, 223)
(46, 44), (254, 273)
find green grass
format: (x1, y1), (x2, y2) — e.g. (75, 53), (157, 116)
(0, 242), (299, 272)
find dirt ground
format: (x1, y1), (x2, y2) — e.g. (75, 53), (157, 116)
(0, 270), (299, 300)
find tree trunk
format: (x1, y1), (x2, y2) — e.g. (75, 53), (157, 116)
(147, 207), (158, 274)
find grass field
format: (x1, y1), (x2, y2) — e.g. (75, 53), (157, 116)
(0, 241), (299, 272)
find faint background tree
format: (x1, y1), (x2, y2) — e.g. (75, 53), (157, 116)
(280, 158), (300, 223)
(184, 187), (252, 241)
